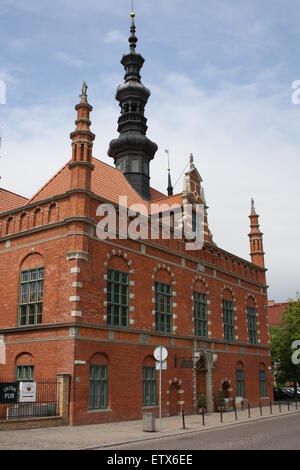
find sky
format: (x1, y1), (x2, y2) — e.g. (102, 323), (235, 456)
(0, 0), (300, 302)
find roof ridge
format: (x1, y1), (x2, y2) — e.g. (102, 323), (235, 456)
(150, 192), (183, 203)
(0, 187), (28, 201)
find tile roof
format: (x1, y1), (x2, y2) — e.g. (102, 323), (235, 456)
(29, 157), (147, 207)
(1, 157), (183, 215)
(0, 188), (28, 214)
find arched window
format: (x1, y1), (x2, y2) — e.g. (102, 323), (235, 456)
(193, 280), (208, 338)
(48, 203), (58, 224)
(19, 254), (44, 326)
(6, 216), (14, 236)
(19, 213), (28, 232)
(107, 260), (129, 327)
(155, 271), (173, 333)
(33, 208), (42, 227)
(222, 290), (235, 342)
(89, 354), (108, 410)
(15, 353), (34, 381)
(247, 297), (258, 344)
(142, 356), (157, 407)
(259, 363), (267, 398)
(236, 362), (245, 398)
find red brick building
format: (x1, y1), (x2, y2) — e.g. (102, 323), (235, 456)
(0, 12), (272, 425)
(267, 300), (288, 326)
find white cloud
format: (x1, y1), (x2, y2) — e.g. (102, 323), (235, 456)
(104, 29), (128, 44)
(56, 52), (87, 68)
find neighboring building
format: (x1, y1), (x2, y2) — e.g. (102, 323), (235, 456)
(267, 300), (288, 326)
(0, 12), (272, 425)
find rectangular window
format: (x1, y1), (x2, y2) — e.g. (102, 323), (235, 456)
(18, 268), (44, 326)
(107, 269), (129, 327)
(155, 282), (172, 333)
(143, 367), (157, 406)
(247, 307), (258, 344)
(223, 299), (235, 342)
(194, 292), (208, 338)
(236, 369), (244, 398)
(259, 370), (267, 397)
(16, 365), (34, 381)
(89, 365), (108, 410)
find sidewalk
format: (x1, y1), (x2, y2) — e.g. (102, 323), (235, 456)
(0, 403), (299, 450)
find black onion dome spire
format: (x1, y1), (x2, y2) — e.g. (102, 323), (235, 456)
(108, 11), (158, 200)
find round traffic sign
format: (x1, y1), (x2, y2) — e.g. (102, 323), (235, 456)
(154, 346), (168, 362)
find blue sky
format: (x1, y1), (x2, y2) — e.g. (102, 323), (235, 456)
(0, 0), (300, 301)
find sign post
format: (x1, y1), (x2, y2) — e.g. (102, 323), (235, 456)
(154, 346), (168, 433)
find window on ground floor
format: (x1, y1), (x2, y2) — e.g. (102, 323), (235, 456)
(259, 370), (267, 398)
(143, 366), (157, 406)
(89, 365), (108, 410)
(236, 369), (245, 398)
(16, 365), (34, 381)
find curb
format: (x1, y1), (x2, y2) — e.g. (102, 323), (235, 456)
(78, 409), (300, 450)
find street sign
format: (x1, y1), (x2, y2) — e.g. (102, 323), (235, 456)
(154, 346), (168, 362)
(156, 360), (167, 370)
(0, 382), (18, 404)
(153, 346), (168, 433)
(19, 382), (36, 403)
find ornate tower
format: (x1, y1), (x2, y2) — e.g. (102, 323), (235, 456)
(248, 198), (265, 268)
(108, 11), (158, 200)
(69, 81), (95, 191)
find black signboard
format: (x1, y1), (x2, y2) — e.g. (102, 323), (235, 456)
(0, 382), (18, 403)
(181, 359), (193, 368)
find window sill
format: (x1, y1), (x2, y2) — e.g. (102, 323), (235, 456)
(142, 405), (158, 409)
(88, 407), (112, 414)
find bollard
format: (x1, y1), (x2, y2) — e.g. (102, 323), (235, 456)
(202, 408), (205, 426)
(270, 400), (272, 415)
(220, 408), (223, 423)
(288, 399), (290, 411)
(279, 400), (281, 413)
(234, 404), (238, 421)
(248, 402), (251, 418)
(182, 408), (186, 430)
(296, 396), (298, 410)
(260, 401), (262, 416)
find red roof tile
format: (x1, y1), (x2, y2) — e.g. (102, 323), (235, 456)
(0, 188), (28, 214)
(29, 157), (147, 207)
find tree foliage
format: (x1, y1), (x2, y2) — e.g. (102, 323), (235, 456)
(270, 295), (300, 387)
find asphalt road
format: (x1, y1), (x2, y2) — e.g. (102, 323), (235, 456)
(106, 413), (300, 450)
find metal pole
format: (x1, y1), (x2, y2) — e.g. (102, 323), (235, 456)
(159, 346), (162, 432)
(270, 400), (272, 415)
(279, 400), (281, 413)
(260, 401), (262, 416)
(202, 408), (205, 426)
(248, 402), (251, 418)
(182, 407), (186, 430)
(220, 408), (223, 423)
(288, 398), (290, 411)
(296, 395), (298, 410)
(234, 403), (238, 420)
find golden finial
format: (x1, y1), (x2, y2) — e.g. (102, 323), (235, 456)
(130, 0), (135, 17)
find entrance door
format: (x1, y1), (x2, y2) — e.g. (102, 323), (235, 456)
(197, 369), (207, 403)
(169, 384), (179, 416)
